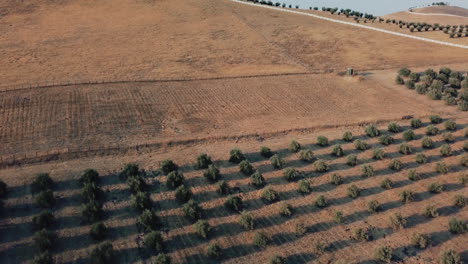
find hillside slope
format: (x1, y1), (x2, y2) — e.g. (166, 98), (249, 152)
(413, 5), (468, 16)
(385, 6), (468, 25)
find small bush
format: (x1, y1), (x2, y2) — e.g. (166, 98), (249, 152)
(154, 254), (171, 264)
(368, 200), (381, 213)
(424, 205), (439, 218)
(217, 180), (230, 195)
(389, 213), (407, 230)
(80, 169), (99, 185)
(316, 136), (329, 146)
(251, 171), (265, 187)
(32, 173), (53, 193)
(175, 185), (192, 203)
(299, 149), (314, 162)
(204, 165), (220, 182)
(253, 232), (270, 247)
(161, 160), (178, 175)
(435, 162), (449, 174)
(298, 179), (311, 194)
(334, 211), (344, 224)
(399, 143), (412, 155)
(332, 144), (344, 157)
(460, 174), (468, 185)
(422, 136), (434, 148)
(132, 191), (151, 211)
(448, 218), (467, 234)
(411, 118), (422, 128)
(453, 195), (466, 208)
(260, 146), (273, 158)
(32, 251), (53, 264)
(262, 186), (279, 203)
(398, 67), (411, 77)
(295, 222), (307, 236)
(416, 153), (428, 164)
(229, 149), (245, 163)
(315, 195), (327, 208)
(183, 200), (202, 221)
(399, 190), (414, 203)
(270, 255), (286, 264)
(225, 195), (243, 212)
(428, 182), (443, 193)
(412, 233), (429, 249)
(35, 190), (56, 208)
(127, 176), (147, 194)
(430, 115), (442, 124)
(444, 119), (456, 130)
(138, 209), (159, 231)
(463, 141), (468, 151)
(283, 167), (299, 181)
(440, 144), (452, 157)
(90, 242), (114, 264)
(353, 228), (369, 241)
(144, 231), (164, 253)
(426, 125), (439, 135)
(342, 131), (353, 142)
(347, 154), (358, 166)
(354, 139), (368, 151)
(388, 122), (401, 133)
(166, 171), (184, 189)
(314, 241), (327, 255)
(365, 124), (380, 137)
(408, 169), (421, 181)
(270, 154), (285, 169)
(330, 174), (343, 185)
(196, 153), (212, 169)
(443, 132), (455, 142)
(375, 246), (393, 263)
(289, 140), (301, 152)
(279, 203), (293, 217)
(379, 135), (394, 145)
(239, 211), (255, 230)
(389, 159), (403, 171)
(361, 164), (374, 177)
(81, 200), (103, 222)
(206, 243), (222, 259)
(120, 163), (140, 180)
(194, 220), (211, 239)
(381, 178), (393, 189)
(440, 250), (461, 264)
(34, 229), (56, 251)
(347, 185), (360, 198)
(32, 210), (55, 230)
(90, 222), (108, 241)
(313, 160), (329, 172)
(403, 129), (416, 141)
(372, 148), (385, 160)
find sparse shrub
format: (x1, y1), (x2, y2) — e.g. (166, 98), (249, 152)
(448, 218), (467, 234)
(175, 185), (192, 203)
(295, 222), (307, 236)
(347, 154), (358, 166)
(389, 159), (403, 171)
(395, 75), (404, 85)
(225, 195), (243, 212)
(80, 169), (99, 185)
(422, 136), (434, 148)
(416, 153), (428, 164)
(424, 205), (439, 218)
(354, 139), (368, 151)
(427, 89), (442, 100)
(347, 185), (360, 198)
(35, 190), (56, 208)
(229, 148), (245, 163)
(436, 162), (449, 174)
(315, 195), (327, 208)
(260, 146), (274, 158)
(330, 173), (343, 185)
(32, 210), (55, 230)
(458, 100), (468, 111)
(154, 254), (171, 264)
(251, 171), (265, 187)
(239, 160), (254, 175)
(283, 167), (299, 181)
(127, 176), (146, 194)
(34, 229), (56, 251)
(217, 180), (230, 195)
(412, 233), (429, 249)
(270, 154), (285, 169)
(411, 118), (422, 128)
(298, 179), (311, 194)
(279, 203), (293, 217)
(375, 246), (393, 263)
(332, 144), (344, 157)
(289, 140), (301, 152)
(196, 153), (212, 169)
(342, 131), (353, 142)
(253, 232), (270, 247)
(313, 159), (329, 172)
(440, 144), (452, 157)
(389, 213), (407, 230)
(365, 124), (380, 137)
(460, 174), (468, 185)
(379, 135), (394, 145)
(353, 228), (369, 241)
(416, 84), (428, 94)
(399, 143), (412, 154)
(428, 182), (443, 193)
(90, 242), (114, 264)
(388, 122), (401, 133)
(440, 250), (461, 264)
(132, 191), (151, 211)
(426, 125), (439, 135)
(372, 148), (385, 160)
(314, 241), (327, 255)
(144, 231), (164, 253)
(32, 173), (53, 193)
(81, 200), (103, 222)
(299, 149), (314, 162)
(408, 169), (421, 181)
(381, 178), (393, 189)
(334, 211), (344, 224)
(239, 211), (255, 230)
(368, 200), (381, 213)
(463, 142), (468, 151)
(138, 209), (159, 231)
(398, 67), (411, 77)
(262, 186), (279, 203)
(403, 129), (416, 141)
(453, 195), (466, 208)
(430, 115), (442, 124)
(409, 72), (420, 82)
(400, 190), (414, 203)
(444, 120), (456, 130)
(206, 243), (222, 259)
(90, 222), (108, 241)
(270, 255), (286, 264)
(204, 165), (220, 182)
(119, 163), (140, 180)
(161, 160), (178, 175)
(361, 164), (375, 178)
(166, 171), (184, 189)
(317, 136), (329, 146)
(194, 220), (211, 239)
(32, 251), (53, 264)
(183, 200), (202, 221)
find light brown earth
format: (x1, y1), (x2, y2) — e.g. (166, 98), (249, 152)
(412, 6), (468, 17)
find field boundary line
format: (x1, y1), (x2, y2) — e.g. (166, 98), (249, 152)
(230, 0), (468, 49)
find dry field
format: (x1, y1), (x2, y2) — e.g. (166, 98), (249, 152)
(412, 6), (468, 17)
